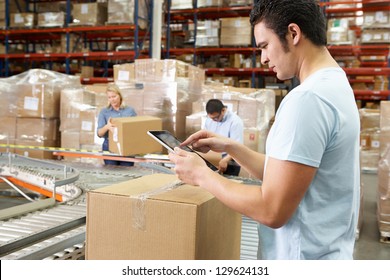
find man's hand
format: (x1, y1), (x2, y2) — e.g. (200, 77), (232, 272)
(181, 129), (233, 154)
(168, 147), (213, 186)
(218, 156), (231, 173)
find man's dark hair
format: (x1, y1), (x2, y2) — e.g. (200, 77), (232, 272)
(249, 0), (327, 50)
(206, 99), (226, 114)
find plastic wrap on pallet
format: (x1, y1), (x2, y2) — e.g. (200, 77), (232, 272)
(377, 194), (390, 238)
(361, 149), (379, 173)
(60, 84), (106, 164)
(60, 86), (106, 149)
(135, 58), (177, 83)
(134, 59), (198, 137)
(60, 88), (95, 132)
(0, 82), (18, 117)
(0, 69), (80, 119)
(378, 155), (390, 199)
(0, 116), (17, 153)
(380, 101), (390, 131)
(359, 108), (382, 168)
(112, 59), (204, 139)
(380, 101), (390, 159)
(117, 83), (144, 120)
(16, 118), (59, 143)
(377, 140), (390, 239)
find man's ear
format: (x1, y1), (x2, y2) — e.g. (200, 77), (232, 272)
(288, 23), (301, 45)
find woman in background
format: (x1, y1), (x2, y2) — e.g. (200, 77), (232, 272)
(97, 84), (137, 166)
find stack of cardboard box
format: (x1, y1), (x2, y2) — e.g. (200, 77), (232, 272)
(220, 17), (251, 46)
(59, 85), (106, 160)
(377, 101), (390, 241)
(9, 13), (35, 28)
(113, 59), (205, 140)
(0, 69), (80, 159)
(360, 108), (381, 172)
(195, 20), (220, 47)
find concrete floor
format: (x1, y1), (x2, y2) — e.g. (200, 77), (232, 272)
(1, 173), (390, 259)
(353, 172), (390, 259)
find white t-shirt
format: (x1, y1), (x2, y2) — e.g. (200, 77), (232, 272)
(259, 67), (360, 259)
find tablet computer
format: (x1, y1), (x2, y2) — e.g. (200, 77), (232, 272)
(147, 130), (219, 172)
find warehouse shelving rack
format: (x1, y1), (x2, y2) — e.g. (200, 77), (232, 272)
(322, 0), (390, 100)
(0, 0), (153, 83)
(164, 0), (390, 100)
(164, 1), (260, 88)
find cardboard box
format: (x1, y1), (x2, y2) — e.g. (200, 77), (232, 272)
(10, 13), (35, 28)
(0, 117), (16, 153)
(81, 66), (94, 78)
(113, 63), (135, 83)
(16, 84), (61, 119)
(37, 12), (64, 27)
(86, 173), (242, 260)
(0, 116), (16, 142)
(72, 3), (107, 26)
(220, 17), (251, 46)
(361, 29), (390, 44)
(109, 116), (163, 155)
(14, 139), (58, 160)
(16, 117), (59, 142)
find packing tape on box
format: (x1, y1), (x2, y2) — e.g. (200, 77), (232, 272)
(131, 179), (185, 231)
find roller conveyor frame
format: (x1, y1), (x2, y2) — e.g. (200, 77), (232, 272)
(0, 152), (261, 260)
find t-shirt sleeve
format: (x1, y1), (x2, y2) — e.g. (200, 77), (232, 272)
(268, 91), (337, 168)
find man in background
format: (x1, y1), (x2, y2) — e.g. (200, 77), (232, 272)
(204, 99), (244, 176)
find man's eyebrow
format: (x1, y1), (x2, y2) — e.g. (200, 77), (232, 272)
(256, 42), (266, 49)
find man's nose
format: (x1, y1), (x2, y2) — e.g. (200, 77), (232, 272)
(260, 51), (269, 65)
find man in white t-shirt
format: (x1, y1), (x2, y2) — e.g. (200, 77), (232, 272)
(169, 0), (360, 259)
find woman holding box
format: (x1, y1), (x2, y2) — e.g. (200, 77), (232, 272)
(97, 84), (137, 166)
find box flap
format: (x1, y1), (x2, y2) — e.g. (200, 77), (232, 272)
(112, 115), (160, 124)
(90, 173), (214, 206)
